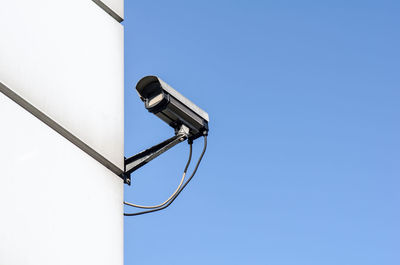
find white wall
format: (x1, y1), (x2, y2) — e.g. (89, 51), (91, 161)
(0, 92), (124, 265)
(0, 0), (124, 169)
(0, 0), (125, 264)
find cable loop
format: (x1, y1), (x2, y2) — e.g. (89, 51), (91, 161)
(124, 136), (207, 216)
(123, 144), (192, 209)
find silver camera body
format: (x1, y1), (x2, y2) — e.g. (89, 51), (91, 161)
(136, 76), (209, 140)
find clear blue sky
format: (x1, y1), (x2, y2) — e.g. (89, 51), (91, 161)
(123, 1), (399, 264)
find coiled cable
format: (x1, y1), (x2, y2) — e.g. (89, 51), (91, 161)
(124, 135), (207, 216)
(123, 144), (192, 209)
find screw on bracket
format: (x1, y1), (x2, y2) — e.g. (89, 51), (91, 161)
(122, 173), (131, 185)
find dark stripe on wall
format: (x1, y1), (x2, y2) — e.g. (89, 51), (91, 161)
(0, 81), (124, 178)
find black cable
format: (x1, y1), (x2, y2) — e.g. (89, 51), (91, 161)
(124, 135), (207, 216)
(124, 143), (192, 209)
(183, 142), (193, 175)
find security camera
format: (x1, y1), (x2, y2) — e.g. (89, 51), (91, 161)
(123, 75), (209, 184)
(136, 76), (209, 140)
(123, 75), (209, 216)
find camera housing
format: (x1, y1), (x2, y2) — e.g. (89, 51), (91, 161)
(136, 76), (209, 140)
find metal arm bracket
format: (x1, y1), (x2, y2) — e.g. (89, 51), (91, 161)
(123, 125), (190, 185)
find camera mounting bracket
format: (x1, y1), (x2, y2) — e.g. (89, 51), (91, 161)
(122, 125), (190, 185)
